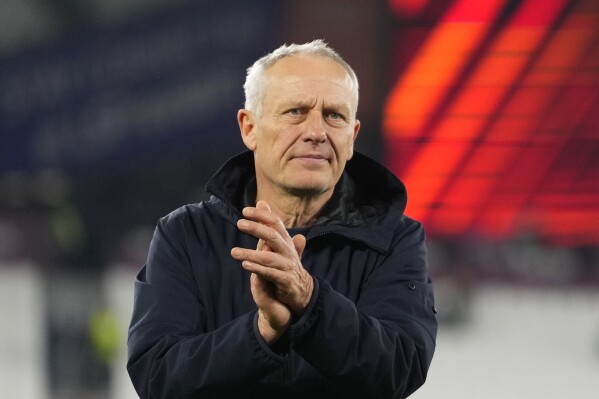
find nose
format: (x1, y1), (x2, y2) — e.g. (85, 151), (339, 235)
(303, 112), (327, 143)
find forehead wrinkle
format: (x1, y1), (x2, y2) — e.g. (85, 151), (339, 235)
(267, 73), (355, 114)
(277, 97), (318, 111)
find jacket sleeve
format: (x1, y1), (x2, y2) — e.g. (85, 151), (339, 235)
(126, 214), (285, 398)
(288, 218), (437, 399)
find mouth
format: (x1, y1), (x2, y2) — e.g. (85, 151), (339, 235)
(294, 154), (329, 161)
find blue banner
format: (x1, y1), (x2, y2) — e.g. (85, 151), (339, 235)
(0, 0), (281, 172)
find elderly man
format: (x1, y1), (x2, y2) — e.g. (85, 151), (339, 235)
(127, 40), (437, 399)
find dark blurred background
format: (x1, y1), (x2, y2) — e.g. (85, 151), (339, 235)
(0, 1), (597, 398)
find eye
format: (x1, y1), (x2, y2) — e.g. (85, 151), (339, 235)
(287, 108), (304, 116)
(325, 111), (346, 122)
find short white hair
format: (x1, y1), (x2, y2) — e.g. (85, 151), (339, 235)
(243, 39), (359, 117)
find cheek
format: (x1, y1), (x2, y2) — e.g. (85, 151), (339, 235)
(275, 127), (302, 151)
(255, 126), (279, 152)
(332, 131), (355, 158)
(346, 136), (354, 157)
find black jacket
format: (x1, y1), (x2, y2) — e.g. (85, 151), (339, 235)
(127, 151), (437, 398)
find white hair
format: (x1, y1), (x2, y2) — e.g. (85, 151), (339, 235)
(243, 39), (359, 117)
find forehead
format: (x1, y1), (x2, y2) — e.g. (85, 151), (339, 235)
(267, 54), (348, 78)
(263, 55), (356, 107)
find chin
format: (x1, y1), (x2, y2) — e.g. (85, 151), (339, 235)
(283, 181), (331, 197)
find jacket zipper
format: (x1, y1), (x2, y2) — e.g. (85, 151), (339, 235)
(282, 357), (289, 398)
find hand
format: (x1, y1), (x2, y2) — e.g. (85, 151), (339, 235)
(232, 200), (313, 317)
(251, 272), (291, 344)
(245, 201), (291, 344)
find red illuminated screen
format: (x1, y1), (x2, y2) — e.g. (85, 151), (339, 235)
(384, 0), (599, 246)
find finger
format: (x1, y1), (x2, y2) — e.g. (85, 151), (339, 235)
(231, 247), (289, 270)
(242, 206), (288, 238)
(261, 241), (273, 252)
(255, 201), (272, 251)
(257, 238), (271, 252)
(242, 260), (288, 284)
(240, 203), (293, 252)
(292, 234), (306, 258)
(242, 206), (280, 227)
(237, 218), (278, 240)
(236, 219), (288, 252)
(256, 200), (272, 213)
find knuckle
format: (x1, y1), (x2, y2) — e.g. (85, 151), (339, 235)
(269, 229), (278, 241)
(263, 251), (273, 265)
(266, 214), (278, 226)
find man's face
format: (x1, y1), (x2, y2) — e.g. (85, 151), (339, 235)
(239, 54), (360, 198)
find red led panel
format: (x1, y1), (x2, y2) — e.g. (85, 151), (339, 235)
(384, 0), (599, 246)
(397, 0), (568, 222)
(384, 0), (507, 139)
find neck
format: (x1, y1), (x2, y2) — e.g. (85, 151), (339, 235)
(256, 187), (333, 228)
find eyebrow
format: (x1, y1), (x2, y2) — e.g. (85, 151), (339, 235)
(323, 102), (351, 115)
(278, 99), (317, 110)
(279, 100), (352, 115)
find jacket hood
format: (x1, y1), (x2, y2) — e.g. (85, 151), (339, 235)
(205, 151), (408, 253)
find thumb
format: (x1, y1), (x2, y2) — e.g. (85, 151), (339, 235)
(292, 234), (307, 258)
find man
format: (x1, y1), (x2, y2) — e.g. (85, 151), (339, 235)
(127, 40), (437, 398)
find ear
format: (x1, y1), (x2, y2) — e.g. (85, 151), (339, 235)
(238, 109), (257, 151)
(347, 119), (361, 160)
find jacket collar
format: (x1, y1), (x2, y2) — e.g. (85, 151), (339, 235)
(205, 151), (408, 253)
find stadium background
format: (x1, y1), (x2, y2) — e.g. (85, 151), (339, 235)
(0, 0), (597, 397)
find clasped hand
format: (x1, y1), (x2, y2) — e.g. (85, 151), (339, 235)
(231, 201), (313, 343)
